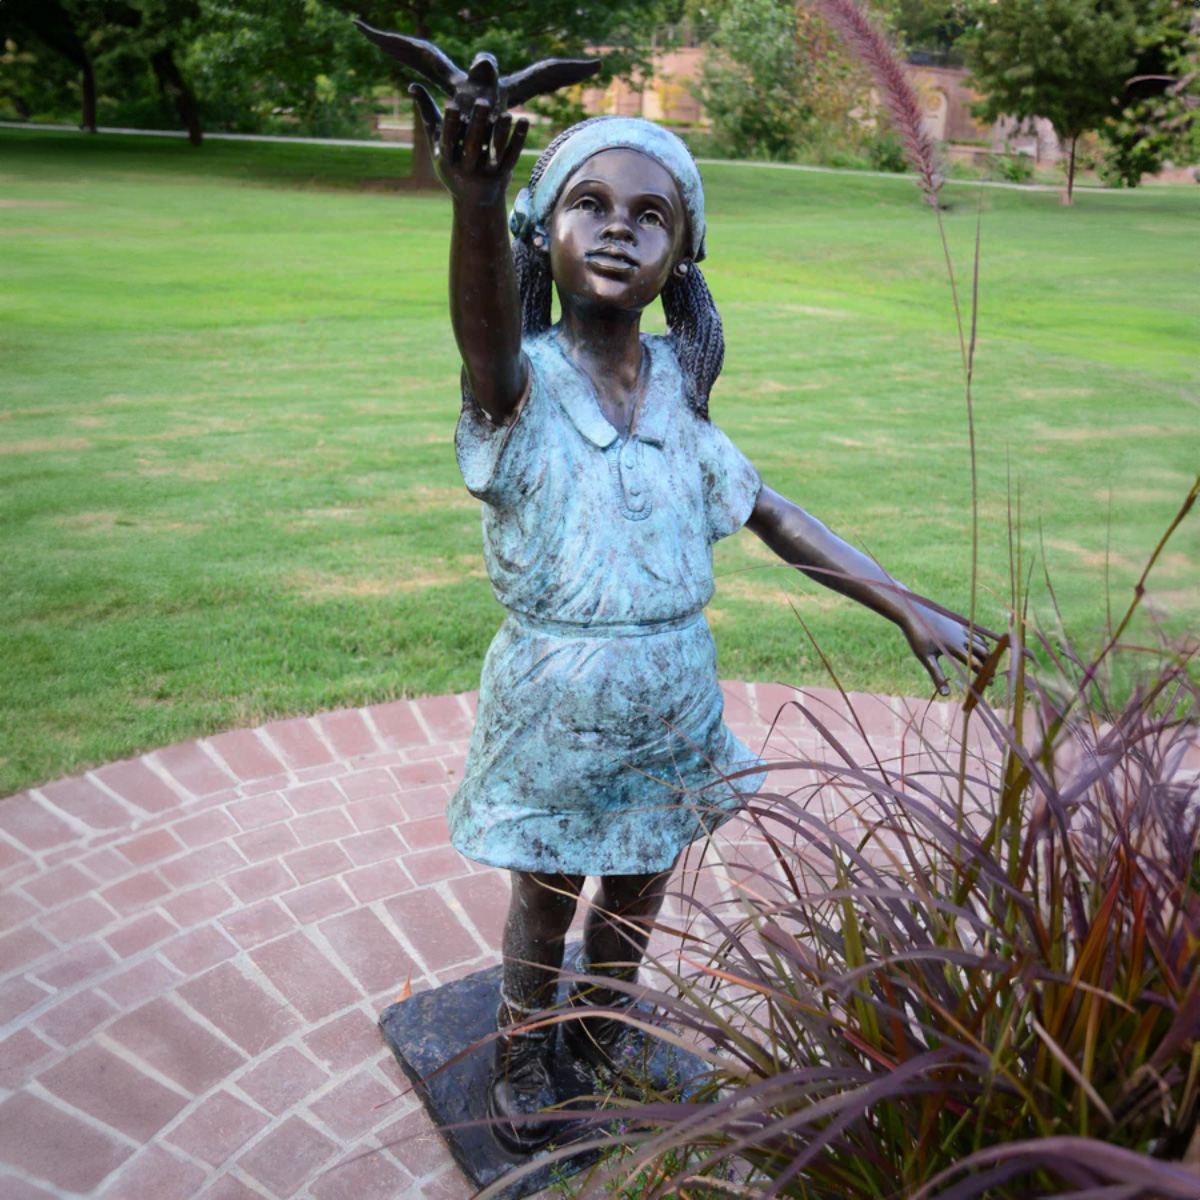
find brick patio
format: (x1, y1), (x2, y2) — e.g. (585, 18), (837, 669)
(0, 683), (974, 1199)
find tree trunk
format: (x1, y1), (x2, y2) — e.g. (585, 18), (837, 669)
(13, 0), (95, 131)
(151, 46), (203, 146)
(80, 56), (97, 133)
(1064, 134), (1077, 205)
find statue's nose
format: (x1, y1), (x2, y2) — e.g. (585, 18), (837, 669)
(600, 213), (637, 245)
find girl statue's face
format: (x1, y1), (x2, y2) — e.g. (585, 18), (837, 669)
(547, 148), (688, 314)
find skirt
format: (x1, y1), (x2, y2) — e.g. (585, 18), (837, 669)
(447, 609), (766, 874)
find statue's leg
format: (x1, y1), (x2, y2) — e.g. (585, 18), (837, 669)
(489, 869), (583, 1152)
(565, 864), (674, 1070)
(501, 869), (584, 1006)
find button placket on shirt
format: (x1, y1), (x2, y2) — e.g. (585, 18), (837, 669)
(615, 438), (652, 520)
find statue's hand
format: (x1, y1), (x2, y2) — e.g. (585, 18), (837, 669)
(411, 86), (528, 205)
(899, 603), (993, 696)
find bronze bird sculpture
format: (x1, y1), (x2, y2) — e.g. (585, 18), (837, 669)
(353, 20), (601, 131)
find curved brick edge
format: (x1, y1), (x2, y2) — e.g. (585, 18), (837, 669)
(0, 683), (965, 1199)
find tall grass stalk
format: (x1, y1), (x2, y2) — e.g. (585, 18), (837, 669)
(806, 0), (988, 829)
(537, 4), (1200, 1196)
(546, 494), (1199, 1198)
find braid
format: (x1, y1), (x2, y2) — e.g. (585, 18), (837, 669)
(661, 265), (724, 421)
(512, 239), (552, 334)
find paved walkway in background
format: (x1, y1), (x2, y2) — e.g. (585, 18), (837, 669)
(0, 683), (1024, 1198)
(1, 120), (1150, 194)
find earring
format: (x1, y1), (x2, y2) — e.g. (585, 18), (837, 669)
(674, 261), (691, 278)
(531, 226), (548, 253)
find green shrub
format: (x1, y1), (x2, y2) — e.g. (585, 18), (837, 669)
(867, 132), (910, 173)
(991, 152), (1035, 184)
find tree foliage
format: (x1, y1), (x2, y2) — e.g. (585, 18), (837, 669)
(186, 0), (380, 138)
(317, 0), (676, 179)
(0, 0), (207, 141)
(0, 0), (98, 130)
(1, 0), (673, 169)
(894, 0), (967, 57)
(1099, 0), (1200, 185)
(694, 0), (884, 163)
(960, 0), (1196, 200)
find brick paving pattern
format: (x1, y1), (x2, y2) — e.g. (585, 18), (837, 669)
(5, 683), (1192, 1198)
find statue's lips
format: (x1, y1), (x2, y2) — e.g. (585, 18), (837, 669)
(585, 249), (638, 274)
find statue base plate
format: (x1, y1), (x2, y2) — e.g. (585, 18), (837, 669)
(378, 953), (706, 1199)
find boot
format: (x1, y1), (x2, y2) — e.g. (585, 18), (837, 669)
(562, 975), (639, 1077)
(487, 988), (560, 1154)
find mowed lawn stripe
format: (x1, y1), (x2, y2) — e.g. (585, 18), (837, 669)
(2, 129), (1197, 795)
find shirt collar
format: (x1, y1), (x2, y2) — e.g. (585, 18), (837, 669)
(549, 333), (673, 450)
(632, 337), (671, 448)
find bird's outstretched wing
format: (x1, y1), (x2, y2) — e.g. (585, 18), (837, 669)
(352, 21), (465, 96)
(353, 20), (602, 117)
(503, 58), (602, 109)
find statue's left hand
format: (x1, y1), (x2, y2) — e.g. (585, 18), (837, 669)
(414, 93), (529, 205)
(899, 604), (993, 695)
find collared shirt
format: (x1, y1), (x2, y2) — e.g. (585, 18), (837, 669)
(455, 331), (762, 626)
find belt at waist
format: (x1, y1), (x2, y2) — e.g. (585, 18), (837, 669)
(509, 610), (705, 639)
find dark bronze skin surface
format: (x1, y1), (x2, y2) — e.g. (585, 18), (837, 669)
(549, 150), (688, 437)
(352, 20), (601, 125)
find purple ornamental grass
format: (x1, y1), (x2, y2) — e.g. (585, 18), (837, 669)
(805, 0), (944, 206)
(539, 483), (1200, 1199)
(805, 0), (984, 674)
(471, 13), (1200, 1194)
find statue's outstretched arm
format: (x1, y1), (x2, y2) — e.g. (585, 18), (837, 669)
(354, 25), (600, 424)
(400, 88), (523, 420)
(746, 485), (993, 691)
(416, 93), (529, 422)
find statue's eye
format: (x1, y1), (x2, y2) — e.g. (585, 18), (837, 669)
(639, 209), (665, 227)
(574, 196), (602, 214)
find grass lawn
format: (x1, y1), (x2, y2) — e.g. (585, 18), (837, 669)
(2, 128), (1197, 796)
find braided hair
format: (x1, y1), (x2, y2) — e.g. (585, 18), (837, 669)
(509, 119), (725, 421)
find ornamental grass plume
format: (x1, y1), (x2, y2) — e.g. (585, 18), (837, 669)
(805, 0), (944, 206)
(540, 484), (1200, 1199)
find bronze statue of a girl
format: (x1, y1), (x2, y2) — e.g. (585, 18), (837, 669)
(357, 25), (989, 1155)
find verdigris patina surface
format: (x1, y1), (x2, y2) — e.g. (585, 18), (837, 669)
(358, 21), (991, 1166)
(452, 327), (765, 874)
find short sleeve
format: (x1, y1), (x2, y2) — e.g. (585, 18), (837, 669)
(454, 354), (541, 507)
(697, 420), (762, 542)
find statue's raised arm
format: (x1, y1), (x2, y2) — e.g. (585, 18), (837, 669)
(355, 23), (601, 423)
